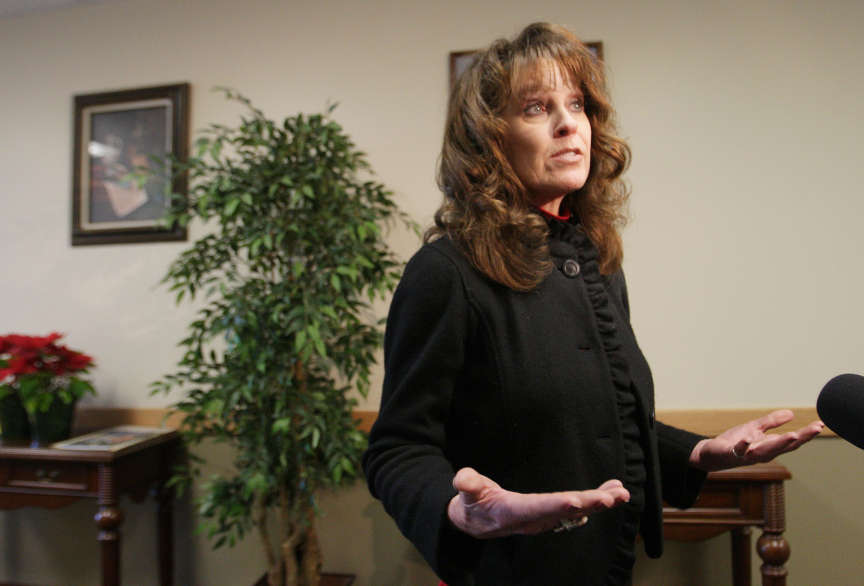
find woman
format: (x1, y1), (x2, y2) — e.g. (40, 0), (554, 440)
(363, 23), (822, 585)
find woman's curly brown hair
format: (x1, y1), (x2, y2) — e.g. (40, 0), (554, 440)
(428, 22), (631, 291)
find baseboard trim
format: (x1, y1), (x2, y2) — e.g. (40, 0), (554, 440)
(74, 406), (830, 438)
(74, 407), (184, 431)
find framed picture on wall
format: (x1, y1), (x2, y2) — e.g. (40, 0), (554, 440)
(71, 83), (189, 245)
(449, 42), (604, 90)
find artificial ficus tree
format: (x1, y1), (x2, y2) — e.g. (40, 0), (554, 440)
(151, 89), (412, 586)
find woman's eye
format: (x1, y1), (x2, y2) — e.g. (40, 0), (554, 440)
(571, 98), (584, 112)
(524, 102), (544, 115)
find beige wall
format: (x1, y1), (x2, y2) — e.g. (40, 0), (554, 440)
(3, 0), (863, 413)
(2, 0), (863, 584)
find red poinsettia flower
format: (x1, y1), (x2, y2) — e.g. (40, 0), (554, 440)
(11, 355), (38, 375)
(63, 351), (94, 372)
(0, 333), (94, 381)
(0, 333), (96, 416)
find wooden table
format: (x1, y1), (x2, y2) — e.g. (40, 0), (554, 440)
(663, 462), (792, 586)
(0, 430), (180, 586)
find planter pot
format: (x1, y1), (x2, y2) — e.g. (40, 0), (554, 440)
(26, 397), (77, 447)
(0, 392), (31, 442)
(253, 573), (355, 586)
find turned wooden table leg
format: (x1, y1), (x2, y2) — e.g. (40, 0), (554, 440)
(756, 481), (789, 586)
(95, 464), (124, 586)
(157, 444), (175, 586)
(732, 526), (752, 586)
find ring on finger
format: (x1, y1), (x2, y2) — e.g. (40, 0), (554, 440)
(553, 515), (588, 533)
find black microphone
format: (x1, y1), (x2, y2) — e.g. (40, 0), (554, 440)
(816, 373), (864, 450)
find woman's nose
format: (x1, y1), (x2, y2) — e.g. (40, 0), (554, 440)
(554, 112), (578, 137)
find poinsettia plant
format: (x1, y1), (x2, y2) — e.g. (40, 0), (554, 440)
(0, 333), (95, 414)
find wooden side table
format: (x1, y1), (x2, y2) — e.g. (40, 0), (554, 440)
(0, 431), (180, 586)
(663, 462), (792, 586)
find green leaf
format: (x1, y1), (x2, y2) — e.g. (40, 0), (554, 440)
(273, 418), (292, 433)
(246, 472), (267, 495)
(205, 399), (224, 415)
(336, 266), (359, 282)
(224, 198), (240, 217)
(195, 137), (210, 157)
(210, 139), (223, 160)
(314, 337), (326, 358)
(295, 329), (307, 352)
(197, 194), (210, 215)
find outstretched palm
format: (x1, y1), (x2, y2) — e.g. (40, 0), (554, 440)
(447, 467), (630, 539)
(689, 409), (823, 471)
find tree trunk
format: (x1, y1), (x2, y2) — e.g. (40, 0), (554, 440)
(256, 498), (282, 586)
(273, 513), (322, 586)
(282, 527), (301, 586)
(267, 563), (284, 586)
(299, 515), (322, 586)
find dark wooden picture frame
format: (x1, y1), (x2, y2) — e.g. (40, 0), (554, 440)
(71, 83), (189, 245)
(449, 42), (604, 90)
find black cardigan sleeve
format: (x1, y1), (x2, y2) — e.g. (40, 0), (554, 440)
(656, 422), (706, 509)
(362, 246), (483, 582)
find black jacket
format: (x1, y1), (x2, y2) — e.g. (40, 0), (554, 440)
(364, 222), (706, 585)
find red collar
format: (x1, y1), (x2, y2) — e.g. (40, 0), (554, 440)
(534, 206), (572, 222)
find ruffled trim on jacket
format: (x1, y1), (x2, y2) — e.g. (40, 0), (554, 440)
(546, 219), (632, 391)
(546, 217), (646, 583)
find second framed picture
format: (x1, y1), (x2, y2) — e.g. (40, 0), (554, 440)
(71, 83), (190, 245)
(449, 42), (604, 90)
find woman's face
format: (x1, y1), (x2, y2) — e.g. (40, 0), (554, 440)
(502, 63), (591, 214)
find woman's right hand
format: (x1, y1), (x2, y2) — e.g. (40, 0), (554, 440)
(446, 467), (630, 539)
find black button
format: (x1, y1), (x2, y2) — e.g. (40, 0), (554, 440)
(563, 259), (580, 278)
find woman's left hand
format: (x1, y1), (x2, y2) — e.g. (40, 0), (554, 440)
(688, 409), (824, 471)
